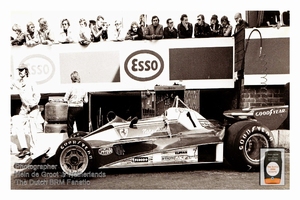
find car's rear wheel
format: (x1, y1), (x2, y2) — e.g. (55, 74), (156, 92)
(224, 121), (274, 171)
(56, 138), (93, 177)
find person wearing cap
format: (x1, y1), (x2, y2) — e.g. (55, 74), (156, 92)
(64, 71), (88, 137)
(37, 18), (55, 45)
(11, 64), (41, 158)
(194, 14), (211, 38)
(209, 14), (222, 37)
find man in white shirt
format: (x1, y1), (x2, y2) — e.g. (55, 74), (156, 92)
(11, 64), (41, 158)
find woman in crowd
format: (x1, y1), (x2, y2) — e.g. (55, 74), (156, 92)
(220, 16), (232, 37)
(11, 24), (26, 46)
(125, 21), (144, 40)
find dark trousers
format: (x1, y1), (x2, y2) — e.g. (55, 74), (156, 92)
(67, 107), (84, 137)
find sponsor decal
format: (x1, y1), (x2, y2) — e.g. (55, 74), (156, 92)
(254, 108), (287, 117)
(133, 157), (149, 162)
(98, 147), (113, 156)
(142, 127), (166, 135)
(175, 150), (188, 154)
(20, 54), (55, 84)
(161, 155), (196, 162)
(124, 50), (164, 81)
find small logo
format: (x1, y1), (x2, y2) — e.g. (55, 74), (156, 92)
(119, 128), (128, 138)
(124, 50), (164, 81)
(98, 147), (113, 156)
(175, 150), (188, 154)
(133, 157), (148, 162)
(20, 54), (55, 84)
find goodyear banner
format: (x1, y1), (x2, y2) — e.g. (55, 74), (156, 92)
(11, 38), (235, 94)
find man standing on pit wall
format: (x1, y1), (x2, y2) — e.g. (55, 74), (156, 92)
(233, 12), (248, 34)
(11, 64), (41, 158)
(64, 71), (88, 138)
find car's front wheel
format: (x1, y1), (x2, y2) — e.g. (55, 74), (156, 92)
(224, 121), (274, 171)
(56, 138), (94, 177)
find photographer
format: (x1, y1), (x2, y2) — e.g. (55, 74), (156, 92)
(94, 15), (109, 41)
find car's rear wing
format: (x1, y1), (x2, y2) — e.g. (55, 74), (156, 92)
(223, 105), (289, 130)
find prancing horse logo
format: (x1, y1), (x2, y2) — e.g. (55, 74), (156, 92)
(119, 128), (128, 138)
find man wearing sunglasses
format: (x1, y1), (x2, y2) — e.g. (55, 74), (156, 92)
(11, 64), (41, 159)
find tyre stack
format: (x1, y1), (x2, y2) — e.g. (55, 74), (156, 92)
(44, 98), (68, 133)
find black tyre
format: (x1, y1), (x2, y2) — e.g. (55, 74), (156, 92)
(70, 131), (89, 138)
(56, 138), (94, 177)
(224, 121), (274, 171)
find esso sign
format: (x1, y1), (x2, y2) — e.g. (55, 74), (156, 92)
(20, 54), (55, 84)
(124, 50), (164, 81)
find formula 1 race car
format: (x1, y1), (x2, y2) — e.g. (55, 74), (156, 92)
(49, 96), (288, 177)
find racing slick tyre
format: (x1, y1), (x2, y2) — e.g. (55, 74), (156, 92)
(224, 121), (274, 172)
(56, 138), (94, 177)
(70, 131), (89, 138)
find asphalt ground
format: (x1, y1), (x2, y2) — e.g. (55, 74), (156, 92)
(10, 153), (289, 190)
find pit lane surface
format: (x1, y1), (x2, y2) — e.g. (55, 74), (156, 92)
(11, 153), (289, 190)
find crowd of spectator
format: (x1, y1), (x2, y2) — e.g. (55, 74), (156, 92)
(10, 11), (288, 47)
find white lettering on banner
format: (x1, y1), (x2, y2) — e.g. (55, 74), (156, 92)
(20, 54), (55, 84)
(254, 108), (286, 117)
(124, 50), (164, 81)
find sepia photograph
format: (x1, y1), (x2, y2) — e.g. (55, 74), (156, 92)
(4, 0), (297, 198)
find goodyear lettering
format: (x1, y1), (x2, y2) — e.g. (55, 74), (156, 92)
(254, 108), (286, 117)
(238, 126), (273, 150)
(60, 140), (93, 160)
